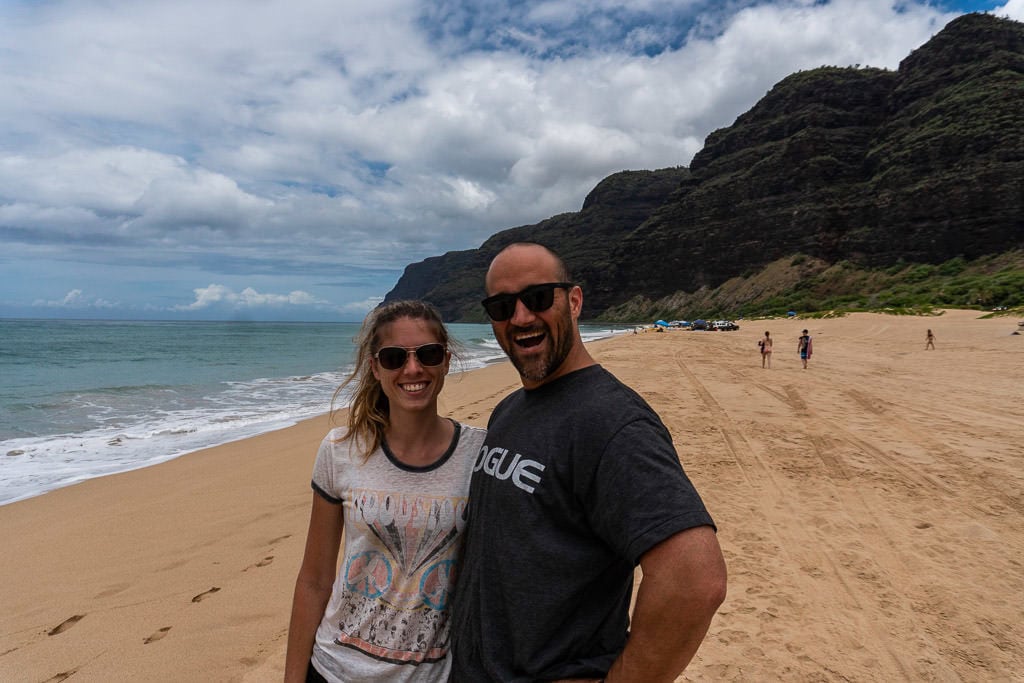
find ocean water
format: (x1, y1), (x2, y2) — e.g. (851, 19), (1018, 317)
(0, 319), (626, 505)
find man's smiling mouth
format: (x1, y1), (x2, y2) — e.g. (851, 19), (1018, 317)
(513, 330), (545, 348)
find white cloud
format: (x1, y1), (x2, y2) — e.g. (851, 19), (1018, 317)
(32, 289), (119, 309)
(0, 147), (273, 240)
(174, 284), (329, 311)
(341, 297), (386, 316)
(0, 0), (1002, 317)
(993, 0), (1024, 20)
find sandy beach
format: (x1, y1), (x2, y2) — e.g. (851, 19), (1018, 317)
(1, 309), (1021, 682)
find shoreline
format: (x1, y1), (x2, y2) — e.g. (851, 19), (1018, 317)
(0, 323), (627, 507)
(2, 310), (1021, 681)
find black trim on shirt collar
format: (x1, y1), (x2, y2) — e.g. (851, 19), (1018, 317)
(381, 419), (462, 472)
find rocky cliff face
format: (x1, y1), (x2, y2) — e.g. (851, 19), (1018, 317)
(386, 168), (690, 320)
(385, 13), (1024, 320)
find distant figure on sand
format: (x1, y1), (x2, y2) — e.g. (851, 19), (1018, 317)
(926, 328), (935, 350)
(451, 242), (727, 682)
(760, 331), (773, 368)
(285, 300), (486, 683)
(798, 329), (813, 369)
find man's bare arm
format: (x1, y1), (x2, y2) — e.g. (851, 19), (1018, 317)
(605, 525), (727, 683)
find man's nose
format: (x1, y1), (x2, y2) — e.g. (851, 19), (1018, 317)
(508, 297), (536, 326)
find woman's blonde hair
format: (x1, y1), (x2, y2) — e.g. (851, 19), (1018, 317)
(331, 300), (453, 460)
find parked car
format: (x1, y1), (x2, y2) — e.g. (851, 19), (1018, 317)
(713, 320), (740, 331)
(691, 319), (708, 330)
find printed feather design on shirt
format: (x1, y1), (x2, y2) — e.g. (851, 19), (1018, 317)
(352, 489), (466, 575)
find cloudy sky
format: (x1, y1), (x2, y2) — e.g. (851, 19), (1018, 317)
(1, 0), (1020, 321)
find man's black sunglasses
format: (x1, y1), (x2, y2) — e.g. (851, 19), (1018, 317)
(481, 282), (574, 322)
(374, 343), (447, 370)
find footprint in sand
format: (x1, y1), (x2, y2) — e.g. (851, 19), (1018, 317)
(94, 582), (131, 599)
(47, 614), (85, 636)
(267, 534), (292, 545)
(191, 586), (221, 603)
(43, 669), (78, 682)
(143, 627), (171, 644)
(244, 555), (274, 571)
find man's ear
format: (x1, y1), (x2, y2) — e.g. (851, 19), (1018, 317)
(569, 285), (583, 320)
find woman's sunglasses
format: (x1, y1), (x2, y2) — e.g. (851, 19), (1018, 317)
(374, 343), (447, 371)
(480, 282), (574, 322)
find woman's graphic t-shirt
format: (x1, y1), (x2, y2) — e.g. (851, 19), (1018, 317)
(310, 422), (486, 683)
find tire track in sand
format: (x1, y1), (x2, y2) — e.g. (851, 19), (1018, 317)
(750, 378), (1018, 674)
(842, 387), (1020, 518)
(675, 352), (915, 679)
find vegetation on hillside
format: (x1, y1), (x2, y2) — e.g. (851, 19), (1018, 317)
(598, 251), (1024, 322)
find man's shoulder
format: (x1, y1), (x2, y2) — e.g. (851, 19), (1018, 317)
(560, 367), (658, 428)
(563, 364), (627, 392)
(492, 366), (648, 420)
(457, 422), (488, 446)
(535, 366), (637, 405)
(492, 386), (525, 412)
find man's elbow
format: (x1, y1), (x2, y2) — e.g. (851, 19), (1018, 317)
(701, 564), (728, 616)
(686, 532), (728, 617)
(643, 525), (728, 619)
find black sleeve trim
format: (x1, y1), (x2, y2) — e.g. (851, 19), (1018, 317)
(626, 513), (717, 565)
(311, 480), (343, 504)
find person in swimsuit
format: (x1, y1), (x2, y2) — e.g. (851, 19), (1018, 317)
(761, 331), (773, 368)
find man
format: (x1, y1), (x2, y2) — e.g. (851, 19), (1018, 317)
(451, 242), (727, 682)
(798, 329), (813, 369)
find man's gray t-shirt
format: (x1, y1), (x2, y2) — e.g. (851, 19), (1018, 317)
(450, 365), (715, 681)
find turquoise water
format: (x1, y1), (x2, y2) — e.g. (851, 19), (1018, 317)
(0, 319), (625, 504)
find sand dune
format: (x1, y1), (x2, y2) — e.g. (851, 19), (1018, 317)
(1, 310), (1021, 681)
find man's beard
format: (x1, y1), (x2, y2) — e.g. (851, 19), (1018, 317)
(505, 309), (574, 384)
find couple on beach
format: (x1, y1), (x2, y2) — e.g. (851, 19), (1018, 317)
(760, 330), (814, 369)
(285, 243), (727, 683)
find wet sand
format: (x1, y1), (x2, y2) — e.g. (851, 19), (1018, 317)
(1, 310), (1021, 681)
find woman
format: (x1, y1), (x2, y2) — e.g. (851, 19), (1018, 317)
(761, 331), (773, 368)
(285, 301), (486, 683)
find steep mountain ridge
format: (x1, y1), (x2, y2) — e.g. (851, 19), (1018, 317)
(385, 13), (1024, 320)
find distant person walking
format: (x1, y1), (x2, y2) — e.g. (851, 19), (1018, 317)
(925, 328), (935, 350)
(798, 329), (813, 369)
(760, 331), (773, 368)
